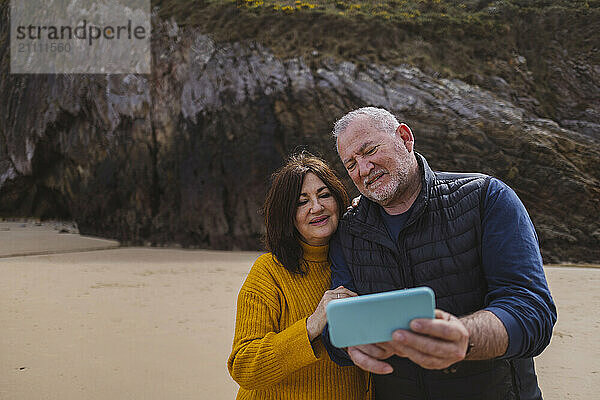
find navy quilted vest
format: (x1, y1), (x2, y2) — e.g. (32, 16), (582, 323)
(337, 154), (525, 400)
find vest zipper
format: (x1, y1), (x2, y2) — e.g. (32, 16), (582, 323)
(510, 360), (521, 400)
(417, 368), (430, 400)
(395, 229), (414, 288)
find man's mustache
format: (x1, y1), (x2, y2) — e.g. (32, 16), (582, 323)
(363, 169), (387, 187)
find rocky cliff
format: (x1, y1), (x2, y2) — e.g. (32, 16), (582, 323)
(1, 5), (599, 263)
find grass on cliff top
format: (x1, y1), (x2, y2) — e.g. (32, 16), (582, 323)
(156, 0), (599, 26)
(154, 0), (600, 41)
(152, 0), (599, 78)
(149, 0), (599, 126)
(153, 0), (599, 57)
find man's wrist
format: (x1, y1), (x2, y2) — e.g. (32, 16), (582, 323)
(465, 342), (474, 357)
(460, 310), (508, 359)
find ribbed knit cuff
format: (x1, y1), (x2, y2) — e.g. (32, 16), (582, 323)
(272, 317), (319, 371)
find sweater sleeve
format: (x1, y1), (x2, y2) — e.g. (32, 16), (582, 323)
(227, 288), (320, 390)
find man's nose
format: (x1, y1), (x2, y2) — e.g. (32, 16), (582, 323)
(357, 157), (373, 177)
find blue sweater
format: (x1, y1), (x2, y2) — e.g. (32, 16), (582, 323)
(324, 177), (556, 365)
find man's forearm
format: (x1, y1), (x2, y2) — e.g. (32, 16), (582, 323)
(460, 310), (508, 360)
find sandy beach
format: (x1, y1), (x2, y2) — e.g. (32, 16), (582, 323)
(1, 222), (599, 399)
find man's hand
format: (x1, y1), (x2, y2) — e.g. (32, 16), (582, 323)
(347, 343), (395, 374)
(348, 309), (470, 374)
(383, 309), (469, 370)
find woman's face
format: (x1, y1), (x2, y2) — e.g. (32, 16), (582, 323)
(294, 172), (340, 246)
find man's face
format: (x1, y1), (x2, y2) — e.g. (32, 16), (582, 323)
(337, 117), (414, 206)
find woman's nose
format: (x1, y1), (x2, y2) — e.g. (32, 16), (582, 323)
(310, 199), (325, 213)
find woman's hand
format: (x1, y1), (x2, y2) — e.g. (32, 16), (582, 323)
(346, 196), (361, 212)
(306, 286), (357, 341)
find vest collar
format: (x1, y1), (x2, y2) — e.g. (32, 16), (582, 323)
(406, 152), (433, 228)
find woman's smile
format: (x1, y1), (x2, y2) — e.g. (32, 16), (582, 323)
(295, 172), (339, 246)
(310, 215), (330, 225)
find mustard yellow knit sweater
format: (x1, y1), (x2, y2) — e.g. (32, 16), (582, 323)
(227, 241), (370, 400)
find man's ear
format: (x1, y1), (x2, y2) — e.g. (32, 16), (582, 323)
(396, 123), (415, 153)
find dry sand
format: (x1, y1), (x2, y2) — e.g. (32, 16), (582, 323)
(1, 223), (598, 399)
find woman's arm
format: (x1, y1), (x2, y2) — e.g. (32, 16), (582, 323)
(227, 289), (319, 390)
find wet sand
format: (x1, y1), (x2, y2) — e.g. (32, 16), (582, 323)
(1, 223), (598, 399)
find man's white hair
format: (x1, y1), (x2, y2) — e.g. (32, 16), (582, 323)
(332, 107), (400, 141)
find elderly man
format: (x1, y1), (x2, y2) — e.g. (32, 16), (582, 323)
(322, 107), (556, 400)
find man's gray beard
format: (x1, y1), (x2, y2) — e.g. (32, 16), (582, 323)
(362, 144), (412, 206)
(363, 167), (410, 205)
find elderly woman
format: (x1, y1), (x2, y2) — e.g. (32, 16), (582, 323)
(227, 153), (370, 399)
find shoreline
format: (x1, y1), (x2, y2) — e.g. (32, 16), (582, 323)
(2, 219), (599, 267)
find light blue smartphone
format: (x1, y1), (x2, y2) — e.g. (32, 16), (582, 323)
(326, 286), (435, 348)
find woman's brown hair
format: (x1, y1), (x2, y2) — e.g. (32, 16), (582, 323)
(263, 152), (349, 275)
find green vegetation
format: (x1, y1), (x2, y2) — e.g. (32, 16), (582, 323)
(2, 0), (596, 118)
(151, 0), (599, 69)
(150, 0), (599, 120)
(155, 0), (599, 28)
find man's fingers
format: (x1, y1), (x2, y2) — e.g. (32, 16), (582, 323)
(409, 319), (463, 341)
(389, 341), (450, 370)
(348, 346), (394, 375)
(387, 331), (465, 369)
(355, 343), (393, 359)
(376, 341), (408, 358)
(391, 330), (462, 359)
(384, 309), (468, 370)
(434, 309), (453, 320)
(409, 315), (468, 342)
